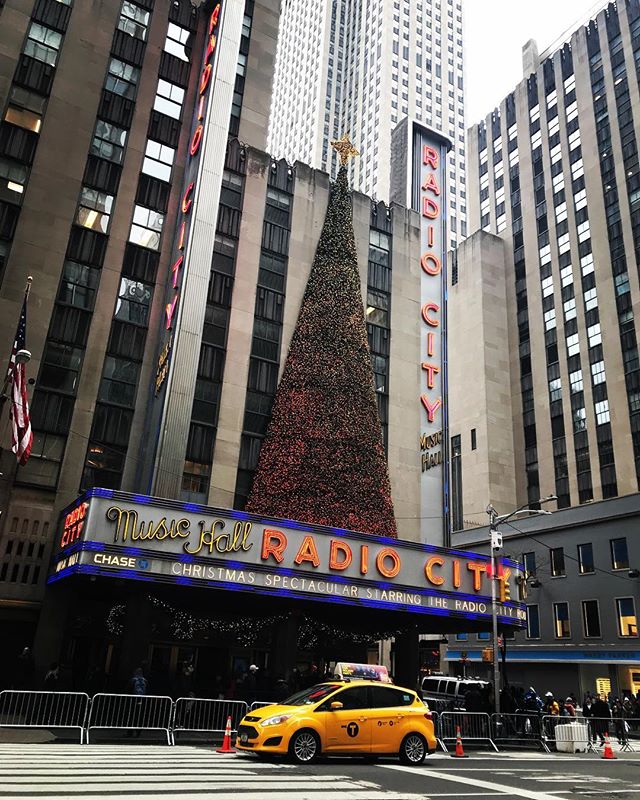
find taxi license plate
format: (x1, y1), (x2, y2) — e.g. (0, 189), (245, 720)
(240, 734), (248, 743)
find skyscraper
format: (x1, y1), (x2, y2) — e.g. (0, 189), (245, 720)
(268, 0), (466, 250)
(449, 0), (640, 525)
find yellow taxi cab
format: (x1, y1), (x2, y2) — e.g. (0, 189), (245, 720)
(235, 679), (436, 765)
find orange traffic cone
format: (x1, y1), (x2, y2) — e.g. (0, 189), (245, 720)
(216, 715), (236, 753)
(602, 732), (616, 760)
(450, 725), (469, 758)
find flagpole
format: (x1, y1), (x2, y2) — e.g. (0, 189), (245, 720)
(0, 276), (33, 411)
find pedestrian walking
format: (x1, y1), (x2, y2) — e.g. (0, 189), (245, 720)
(245, 664), (258, 703)
(591, 692), (611, 746)
(127, 667), (148, 739)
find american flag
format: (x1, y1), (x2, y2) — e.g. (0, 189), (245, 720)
(9, 298), (32, 465)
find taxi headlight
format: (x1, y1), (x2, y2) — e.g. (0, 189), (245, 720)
(260, 714), (293, 727)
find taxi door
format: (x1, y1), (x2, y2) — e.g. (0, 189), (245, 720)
(369, 685), (416, 753)
(318, 685), (371, 753)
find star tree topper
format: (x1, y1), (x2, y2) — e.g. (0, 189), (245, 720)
(331, 134), (359, 165)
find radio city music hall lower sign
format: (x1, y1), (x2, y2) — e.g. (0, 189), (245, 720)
(50, 490), (526, 627)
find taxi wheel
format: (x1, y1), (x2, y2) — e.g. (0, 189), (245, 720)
(289, 729), (320, 764)
(399, 733), (427, 765)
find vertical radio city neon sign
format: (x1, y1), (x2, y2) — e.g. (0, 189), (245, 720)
(390, 120), (450, 541)
(165, 2), (220, 330)
(156, 3), (222, 393)
(414, 124), (451, 543)
(420, 143), (442, 426)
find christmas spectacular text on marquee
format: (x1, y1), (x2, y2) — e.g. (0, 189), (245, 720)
(51, 491), (526, 624)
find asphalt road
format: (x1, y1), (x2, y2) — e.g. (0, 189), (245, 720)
(0, 743), (639, 799)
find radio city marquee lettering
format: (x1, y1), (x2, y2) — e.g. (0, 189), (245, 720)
(414, 124), (451, 538)
(419, 142), (444, 429)
(155, 3), (222, 394)
(50, 493), (525, 623)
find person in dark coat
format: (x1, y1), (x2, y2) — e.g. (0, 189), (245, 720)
(591, 693), (611, 745)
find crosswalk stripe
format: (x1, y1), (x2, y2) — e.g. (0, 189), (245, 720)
(0, 781), (366, 792)
(0, 794), (421, 800)
(0, 745), (425, 800)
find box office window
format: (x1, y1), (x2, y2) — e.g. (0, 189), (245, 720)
(553, 601), (571, 638)
(617, 598), (638, 637)
(582, 600), (601, 638)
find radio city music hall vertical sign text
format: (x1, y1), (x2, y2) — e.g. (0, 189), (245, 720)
(156, 3), (222, 393)
(420, 142), (443, 428)
(413, 125), (450, 538)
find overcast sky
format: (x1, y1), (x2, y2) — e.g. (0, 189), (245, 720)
(463, 0), (609, 124)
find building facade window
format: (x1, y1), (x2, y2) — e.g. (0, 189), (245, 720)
(523, 551), (536, 577)
(611, 537), (629, 570)
(582, 599), (601, 637)
(616, 597), (638, 637)
(526, 604), (540, 638)
(577, 542), (594, 574)
(550, 546), (565, 577)
(553, 601), (571, 638)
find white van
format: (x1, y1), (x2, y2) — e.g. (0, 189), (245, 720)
(420, 676), (488, 710)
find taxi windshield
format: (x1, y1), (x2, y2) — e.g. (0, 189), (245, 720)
(281, 683), (341, 706)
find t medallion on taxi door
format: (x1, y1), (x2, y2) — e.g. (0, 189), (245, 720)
(235, 665), (436, 766)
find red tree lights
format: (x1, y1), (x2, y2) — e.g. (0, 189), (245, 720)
(246, 165), (398, 538)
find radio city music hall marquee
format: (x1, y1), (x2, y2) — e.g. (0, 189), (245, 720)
(50, 490), (526, 626)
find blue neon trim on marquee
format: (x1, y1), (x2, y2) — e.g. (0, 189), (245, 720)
(46, 562), (521, 625)
(63, 539), (516, 609)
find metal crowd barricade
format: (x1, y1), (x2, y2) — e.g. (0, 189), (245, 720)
(0, 690), (90, 743)
(582, 715), (636, 752)
(173, 698), (248, 742)
(439, 711), (498, 752)
(87, 693), (173, 744)
(250, 701), (276, 711)
(492, 713), (545, 751)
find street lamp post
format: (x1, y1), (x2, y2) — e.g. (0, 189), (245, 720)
(486, 496), (557, 716)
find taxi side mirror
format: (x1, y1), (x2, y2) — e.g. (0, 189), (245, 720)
(330, 701), (344, 710)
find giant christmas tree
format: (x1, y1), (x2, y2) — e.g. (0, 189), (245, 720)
(246, 136), (397, 538)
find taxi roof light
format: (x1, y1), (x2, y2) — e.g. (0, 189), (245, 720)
(333, 662), (391, 683)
